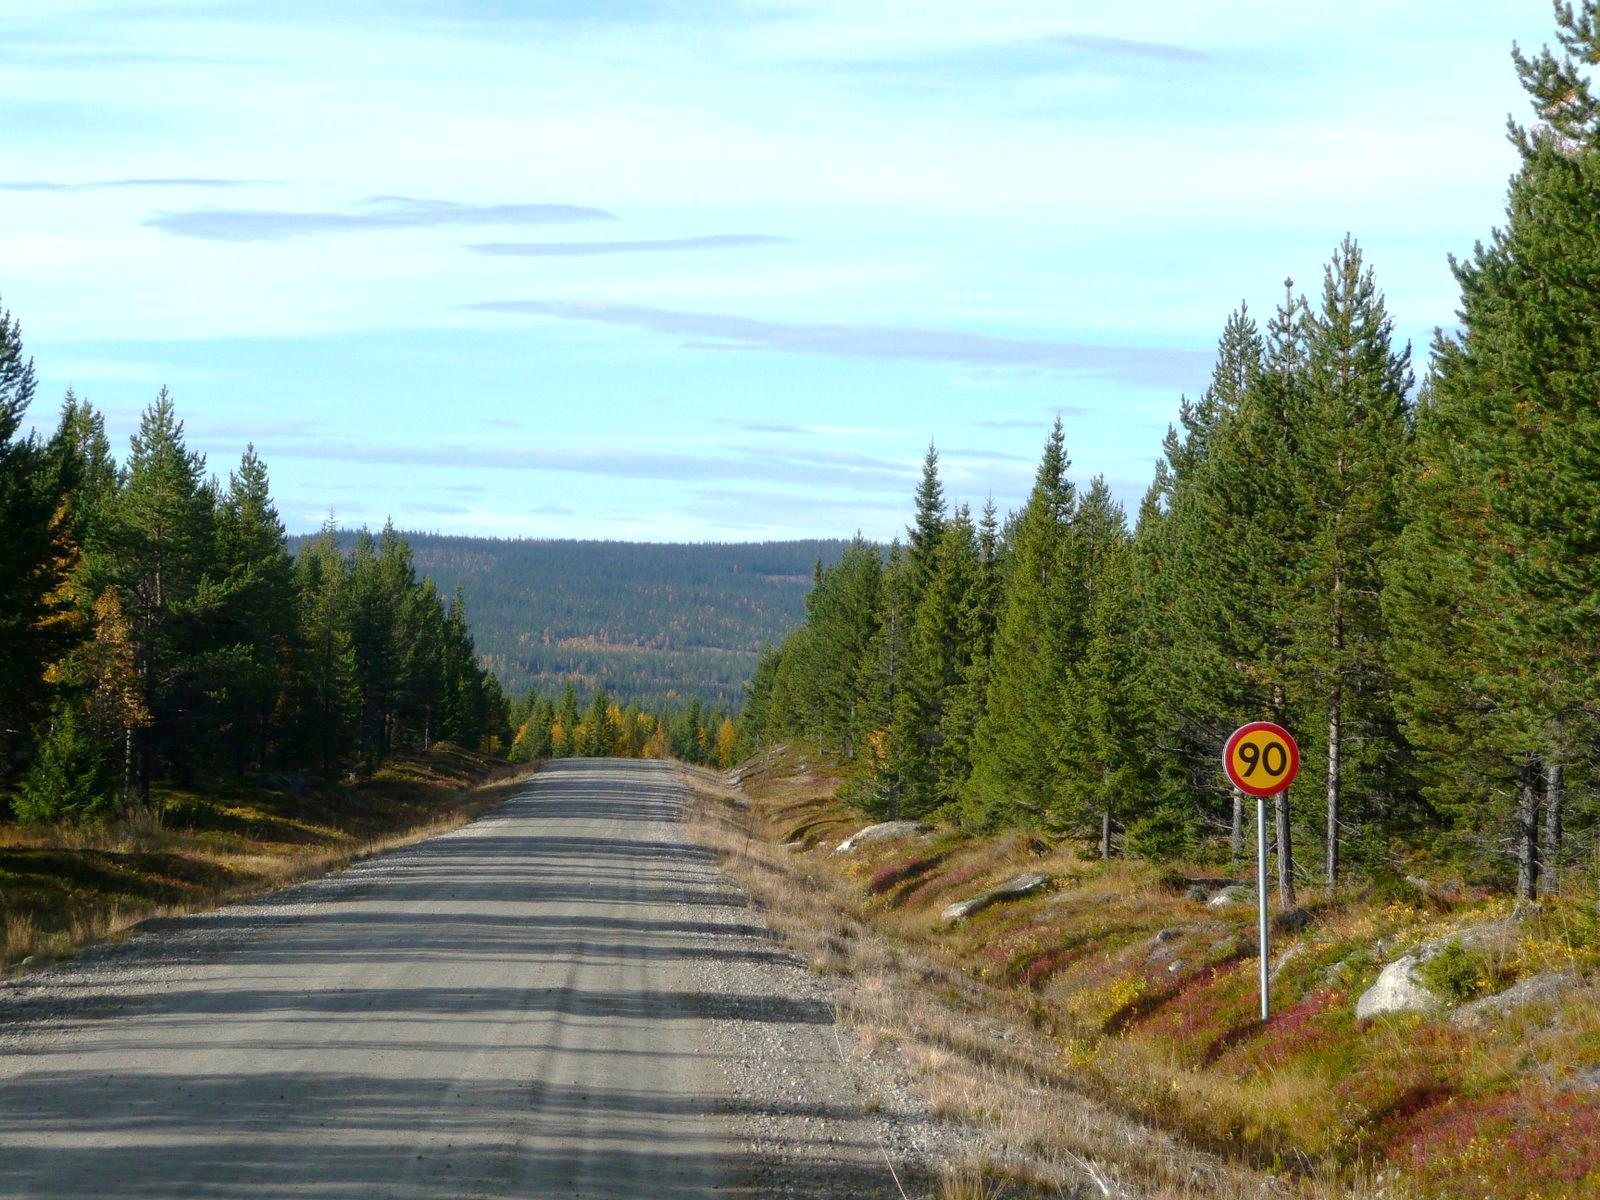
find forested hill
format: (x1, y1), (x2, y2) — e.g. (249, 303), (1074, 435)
(290, 533), (850, 708)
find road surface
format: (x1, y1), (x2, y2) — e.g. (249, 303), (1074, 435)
(0, 760), (918, 1198)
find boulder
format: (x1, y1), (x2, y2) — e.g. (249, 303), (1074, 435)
(832, 821), (931, 855)
(1356, 951), (1443, 1019)
(1454, 969), (1584, 1026)
(939, 872), (1051, 925)
(1181, 879), (1244, 903)
(1207, 885), (1251, 908)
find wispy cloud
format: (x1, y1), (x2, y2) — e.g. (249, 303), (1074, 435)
(147, 196), (615, 241)
(469, 233), (790, 256)
(263, 439), (914, 493)
(0, 177), (255, 193)
(471, 299), (1208, 384)
(1042, 32), (1210, 64)
(969, 411), (1089, 429)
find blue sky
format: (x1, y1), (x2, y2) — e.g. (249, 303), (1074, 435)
(1, 1), (1555, 540)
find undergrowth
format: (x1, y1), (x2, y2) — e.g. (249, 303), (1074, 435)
(693, 743), (1600, 1200)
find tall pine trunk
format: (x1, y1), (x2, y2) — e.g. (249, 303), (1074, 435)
(1326, 682), (1341, 888)
(1270, 684), (1296, 909)
(1100, 807), (1111, 859)
(1275, 788), (1296, 910)
(1543, 747), (1564, 894)
(1230, 790), (1243, 863)
(1516, 754), (1541, 903)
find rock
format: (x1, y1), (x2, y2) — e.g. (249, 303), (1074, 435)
(1150, 928), (1181, 946)
(939, 873), (1050, 925)
(1207, 886), (1251, 908)
(832, 821), (931, 855)
(1356, 951), (1443, 1019)
(1181, 879), (1243, 903)
(1268, 942), (1307, 986)
(1454, 969), (1583, 1026)
(1166, 958), (1186, 974)
(783, 839), (810, 853)
(1274, 907), (1313, 935)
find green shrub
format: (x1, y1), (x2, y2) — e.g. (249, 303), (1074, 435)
(1125, 803), (1197, 862)
(14, 705), (118, 824)
(1419, 942), (1492, 1003)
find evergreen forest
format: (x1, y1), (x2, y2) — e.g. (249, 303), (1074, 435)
(0, 366), (516, 822)
(506, 682), (738, 768)
(295, 531), (848, 710)
(742, 18), (1600, 904)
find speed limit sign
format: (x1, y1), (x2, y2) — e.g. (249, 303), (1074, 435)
(1224, 722), (1299, 798)
(1225, 721), (1299, 1024)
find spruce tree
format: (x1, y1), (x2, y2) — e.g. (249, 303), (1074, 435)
(213, 445), (295, 771)
(962, 420), (1075, 828)
(112, 389), (215, 796)
(1389, 3), (1600, 898)
(1057, 479), (1143, 852)
(294, 523), (358, 771)
(0, 303), (74, 784)
(1291, 237), (1413, 886)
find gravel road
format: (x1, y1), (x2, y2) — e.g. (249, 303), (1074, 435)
(0, 759), (934, 1199)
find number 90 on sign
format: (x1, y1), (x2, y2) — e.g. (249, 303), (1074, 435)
(1224, 722), (1300, 797)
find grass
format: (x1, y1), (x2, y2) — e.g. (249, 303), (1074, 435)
(1, 744), (527, 971)
(687, 743), (1600, 1200)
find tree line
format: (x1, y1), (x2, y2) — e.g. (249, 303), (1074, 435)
(508, 683), (738, 768)
(320, 531), (848, 710)
(0, 352), (511, 822)
(742, 10), (1600, 903)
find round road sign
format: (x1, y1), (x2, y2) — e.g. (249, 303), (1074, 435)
(1224, 722), (1300, 797)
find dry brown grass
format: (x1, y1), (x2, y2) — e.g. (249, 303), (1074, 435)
(2, 752), (531, 972)
(679, 761), (1396, 1200)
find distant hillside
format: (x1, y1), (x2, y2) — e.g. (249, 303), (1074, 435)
(291, 533), (849, 709)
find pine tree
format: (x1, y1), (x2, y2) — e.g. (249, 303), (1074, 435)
(1057, 479), (1143, 853)
(1389, 3), (1600, 899)
(893, 505), (985, 815)
(579, 689), (616, 756)
(0, 302), (75, 785)
(294, 523), (358, 770)
(962, 420), (1076, 828)
(112, 389), (215, 796)
(213, 445), (295, 771)
(554, 682), (580, 757)
(1291, 237), (1414, 886)
(906, 442), (946, 593)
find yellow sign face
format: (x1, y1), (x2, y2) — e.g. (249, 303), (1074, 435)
(1223, 722), (1300, 797)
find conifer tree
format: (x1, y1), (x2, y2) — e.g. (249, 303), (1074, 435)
(893, 505), (985, 814)
(0, 302), (74, 785)
(295, 523), (358, 770)
(113, 389), (215, 796)
(213, 445), (296, 771)
(554, 681), (580, 757)
(962, 420), (1076, 828)
(906, 442), (946, 593)
(1057, 479), (1142, 852)
(1291, 237), (1413, 886)
(1389, 3), (1600, 898)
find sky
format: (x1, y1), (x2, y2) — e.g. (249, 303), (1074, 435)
(0, 1), (1558, 541)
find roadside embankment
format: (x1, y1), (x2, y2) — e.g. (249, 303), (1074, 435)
(688, 744), (1600, 1200)
(1, 745), (526, 973)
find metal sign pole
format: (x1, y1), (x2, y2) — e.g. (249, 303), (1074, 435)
(1256, 794), (1270, 1021)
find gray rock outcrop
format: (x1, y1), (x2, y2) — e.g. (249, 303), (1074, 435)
(1454, 968), (1583, 1026)
(1207, 885), (1252, 908)
(939, 873), (1051, 925)
(1355, 951), (1443, 1018)
(832, 821), (931, 855)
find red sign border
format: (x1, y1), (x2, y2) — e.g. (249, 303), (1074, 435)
(1224, 722), (1300, 797)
